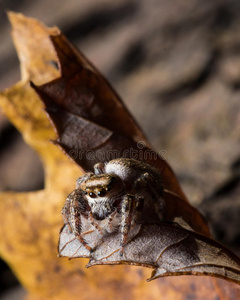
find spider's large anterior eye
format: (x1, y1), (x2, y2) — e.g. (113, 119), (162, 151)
(98, 190), (106, 197)
(89, 192), (97, 198)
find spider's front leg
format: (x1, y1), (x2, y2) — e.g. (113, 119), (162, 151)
(120, 194), (142, 256)
(62, 189), (92, 252)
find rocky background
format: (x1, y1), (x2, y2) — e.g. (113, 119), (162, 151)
(0, 0), (240, 298)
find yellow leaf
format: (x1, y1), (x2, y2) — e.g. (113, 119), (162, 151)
(0, 12), (239, 300)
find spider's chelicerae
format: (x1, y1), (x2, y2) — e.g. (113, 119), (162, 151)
(62, 158), (164, 255)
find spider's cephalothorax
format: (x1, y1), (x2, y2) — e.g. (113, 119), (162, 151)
(79, 173), (125, 220)
(62, 158), (164, 255)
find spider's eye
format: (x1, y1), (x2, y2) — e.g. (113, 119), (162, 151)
(98, 190), (106, 197)
(89, 192), (97, 198)
(83, 191), (87, 195)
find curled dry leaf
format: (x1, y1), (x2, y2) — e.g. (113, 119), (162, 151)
(31, 22), (240, 286)
(31, 34), (188, 202)
(59, 223), (240, 284)
(0, 11), (240, 300)
(31, 34), (211, 236)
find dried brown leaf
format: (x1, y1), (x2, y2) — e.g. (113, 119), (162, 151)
(30, 29), (240, 285)
(59, 222), (240, 285)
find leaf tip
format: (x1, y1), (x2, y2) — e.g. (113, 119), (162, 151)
(7, 10), (19, 22)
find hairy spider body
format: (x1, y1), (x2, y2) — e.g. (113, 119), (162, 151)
(62, 158), (164, 255)
(79, 173), (125, 220)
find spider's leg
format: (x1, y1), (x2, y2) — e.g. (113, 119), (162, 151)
(75, 232), (92, 252)
(94, 162), (106, 175)
(131, 172), (164, 219)
(120, 194), (136, 256)
(132, 172), (162, 197)
(119, 172), (164, 257)
(68, 190), (92, 252)
(105, 209), (118, 232)
(61, 192), (73, 233)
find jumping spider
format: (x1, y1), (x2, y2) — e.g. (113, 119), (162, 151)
(62, 158), (164, 256)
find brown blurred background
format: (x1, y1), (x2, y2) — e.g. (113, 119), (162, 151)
(1, 0), (240, 298)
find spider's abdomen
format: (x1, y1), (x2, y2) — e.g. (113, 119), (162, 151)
(105, 158), (162, 192)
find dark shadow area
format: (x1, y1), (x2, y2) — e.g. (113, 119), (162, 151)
(204, 175), (240, 200)
(0, 259), (20, 297)
(157, 53), (217, 103)
(0, 54), (19, 80)
(0, 119), (44, 192)
(231, 157), (240, 172)
(64, 2), (138, 41)
(0, 122), (20, 154)
(113, 40), (146, 77)
(200, 175), (240, 254)
(162, 1), (237, 39)
(0, 0), (28, 28)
